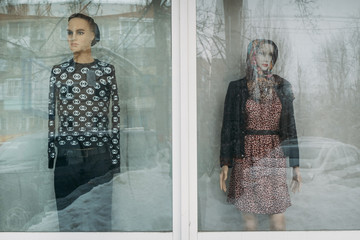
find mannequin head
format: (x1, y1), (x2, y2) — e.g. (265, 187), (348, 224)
(67, 13), (100, 54)
(246, 39), (278, 73)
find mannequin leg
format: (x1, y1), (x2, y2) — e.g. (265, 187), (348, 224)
(242, 213), (257, 231)
(269, 213), (286, 231)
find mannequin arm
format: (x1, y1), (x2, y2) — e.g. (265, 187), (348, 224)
(220, 165), (229, 192)
(290, 166), (301, 193)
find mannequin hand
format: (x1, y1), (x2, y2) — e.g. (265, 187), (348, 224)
(220, 165), (229, 192)
(290, 166), (302, 193)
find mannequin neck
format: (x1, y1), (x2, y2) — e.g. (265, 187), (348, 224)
(73, 49), (94, 64)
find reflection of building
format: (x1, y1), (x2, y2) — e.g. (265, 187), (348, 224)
(0, 2), (171, 139)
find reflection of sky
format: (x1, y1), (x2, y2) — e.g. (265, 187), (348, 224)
(245, 0), (360, 52)
(247, 0), (360, 17)
(198, 0), (360, 72)
(245, 0), (360, 89)
(0, 0), (147, 5)
(312, 0), (360, 17)
(0, 0), (149, 17)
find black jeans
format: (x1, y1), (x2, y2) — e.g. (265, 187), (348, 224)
(54, 144), (114, 231)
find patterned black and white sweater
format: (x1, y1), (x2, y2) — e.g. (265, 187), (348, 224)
(48, 58), (120, 170)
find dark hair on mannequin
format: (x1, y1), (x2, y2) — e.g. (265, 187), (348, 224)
(68, 13), (100, 46)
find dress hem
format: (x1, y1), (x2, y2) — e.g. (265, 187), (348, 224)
(227, 198), (291, 215)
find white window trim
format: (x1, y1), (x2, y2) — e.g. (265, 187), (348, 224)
(173, 0), (182, 238)
(197, 232), (360, 240)
(1, 0), (360, 239)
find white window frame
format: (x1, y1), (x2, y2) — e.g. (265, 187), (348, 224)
(1, 0), (359, 239)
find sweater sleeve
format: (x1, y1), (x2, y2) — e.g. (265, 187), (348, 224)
(48, 67), (57, 169)
(109, 65), (121, 171)
(220, 82), (235, 168)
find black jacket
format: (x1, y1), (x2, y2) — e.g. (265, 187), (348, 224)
(220, 75), (299, 168)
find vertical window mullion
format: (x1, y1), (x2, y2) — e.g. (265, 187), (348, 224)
(172, 0), (181, 239)
(188, 0), (198, 239)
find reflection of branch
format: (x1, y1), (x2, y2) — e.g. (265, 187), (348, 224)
(197, 34), (212, 64)
(212, 36), (226, 64)
(34, 2), (53, 16)
(39, 17), (65, 51)
(295, 0), (315, 17)
(93, 3), (101, 16)
(213, 35), (225, 51)
(196, 6), (226, 64)
(80, 2), (92, 13)
(318, 32), (358, 103)
(95, 47), (143, 76)
(197, 30), (226, 64)
(115, 3), (152, 52)
(67, 0), (92, 14)
(122, 18), (152, 50)
(294, 0), (319, 33)
(0, 38), (37, 56)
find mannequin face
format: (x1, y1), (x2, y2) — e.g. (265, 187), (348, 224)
(255, 43), (274, 71)
(67, 18), (95, 54)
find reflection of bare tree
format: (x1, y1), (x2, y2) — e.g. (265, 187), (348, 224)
(196, 1), (226, 65)
(320, 40), (348, 104)
(197, 0), (247, 176)
(246, 1), (291, 77)
(197, 0), (292, 77)
(316, 15), (360, 145)
(197, 0), (297, 177)
(196, 0), (247, 78)
(0, 1), (172, 146)
(67, 0), (101, 15)
(5, 3), (29, 15)
(293, 0), (319, 33)
(223, 0), (245, 79)
(318, 30), (359, 104)
(153, 0), (171, 145)
(34, 3), (52, 16)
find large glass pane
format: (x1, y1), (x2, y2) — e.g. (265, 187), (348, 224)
(0, 0), (172, 232)
(197, 0), (360, 231)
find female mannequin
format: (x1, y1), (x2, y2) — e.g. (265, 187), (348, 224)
(48, 13), (120, 231)
(219, 39), (301, 230)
